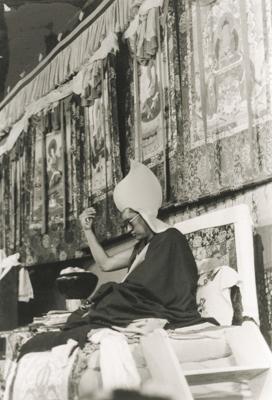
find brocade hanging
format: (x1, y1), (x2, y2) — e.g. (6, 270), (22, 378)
(167, 0), (272, 203)
(83, 54), (123, 240)
(0, 51), (123, 265)
(2, 0), (272, 268)
(0, 157), (4, 250)
(124, 2), (177, 206)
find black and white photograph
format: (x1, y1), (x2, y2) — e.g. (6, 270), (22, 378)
(0, 1), (272, 399)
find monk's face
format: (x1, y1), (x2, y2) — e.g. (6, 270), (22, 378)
(121, 208), (154, 241)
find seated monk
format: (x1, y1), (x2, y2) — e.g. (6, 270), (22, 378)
(19, 161), (217, 358)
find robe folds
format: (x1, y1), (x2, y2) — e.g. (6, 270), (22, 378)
(19, 228), (217, 357)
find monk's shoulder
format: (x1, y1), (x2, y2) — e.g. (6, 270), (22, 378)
(153, 228), (186, 244)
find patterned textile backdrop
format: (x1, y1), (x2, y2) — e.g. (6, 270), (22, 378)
(123, 4), (178, 203)
(0, 54), (123, 265)
(166, 181), (272, 338)
(1, 1), (272, 268)
(83, 55), (123, 240)
(166, 0), (272, 203)
(185, 223), (237, 271)
(0, 158), (4, 250)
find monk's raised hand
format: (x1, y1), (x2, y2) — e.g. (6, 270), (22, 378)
(79, 207), (96, 230)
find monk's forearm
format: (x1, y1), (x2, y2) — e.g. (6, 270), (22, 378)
(83, 227), (133, 272)
(83, 229), (109, 269)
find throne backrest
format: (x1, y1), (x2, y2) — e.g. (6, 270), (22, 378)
(174, 204), (259, 324)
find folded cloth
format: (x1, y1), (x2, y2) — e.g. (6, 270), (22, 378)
(166, 323), (232, 363)
(6, 340), (79, 400)
(167, 322), (225, 340)
(90, 329), (141, 391)
(0, 251), (20, 280)
(18, 268), (34, 302)
(197, 266), (241, 325)
(113, 318), (168, 335)
(0, 252), (34, 302)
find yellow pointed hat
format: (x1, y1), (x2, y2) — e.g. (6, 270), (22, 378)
(113, 160), (170, 233)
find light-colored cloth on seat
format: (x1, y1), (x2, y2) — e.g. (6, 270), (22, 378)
(168, 324), (232, 363)
(0, 251), (20, 280)
(113, 318), (168, 336)
(90, 329), (141, 391)
(0, 250), (34, 302)
(18, 268), (34, 302)
(5, 340), (78, 400)
(197, 266), (241, 325)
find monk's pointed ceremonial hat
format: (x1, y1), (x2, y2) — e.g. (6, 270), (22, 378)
(113, 160), (170, 233)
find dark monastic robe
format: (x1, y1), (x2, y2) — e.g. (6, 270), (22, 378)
(19, 228), (217, 357)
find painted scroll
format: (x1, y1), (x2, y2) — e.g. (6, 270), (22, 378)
(46, 130), (64, 225)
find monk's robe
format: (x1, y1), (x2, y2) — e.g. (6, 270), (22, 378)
(19, 229), (217, 357)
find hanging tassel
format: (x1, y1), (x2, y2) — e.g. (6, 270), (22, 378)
(10, 155), (17, 251)
(0, 158), (5, 251)
(195, 0), (208, 144)
(3, 154), (10, 252)
(64, 96), (73, 217)
(79, 101), (86, 215)
(29, 120), (36, 225)
(41, 118), (48, 234)
(60, 101), (68, 229)
(16, 151), (21, 248)
(71, 100), (78, 218)
(156, 7), (169, 201)
(84, 106), (92, 207)
(100, 59), (110, 232)
(133, 39), (143, 162)
(21, 133), (27, 248)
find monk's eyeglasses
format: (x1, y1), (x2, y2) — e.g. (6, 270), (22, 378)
(123, 214), (141, 231)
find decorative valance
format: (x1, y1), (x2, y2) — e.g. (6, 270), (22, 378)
(0, 0), (134, 133)
(0, 0), (166, 156)
(0, 33), (119, 157)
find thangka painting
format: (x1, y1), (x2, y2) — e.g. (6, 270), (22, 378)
(133, 54), (169, 203)
(139, 57), (164, 165)
(166, 0), (272, 203)
(46, 130), (64, 224)
(188, 0), (268, 148)
(84, 55), (123, 240)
